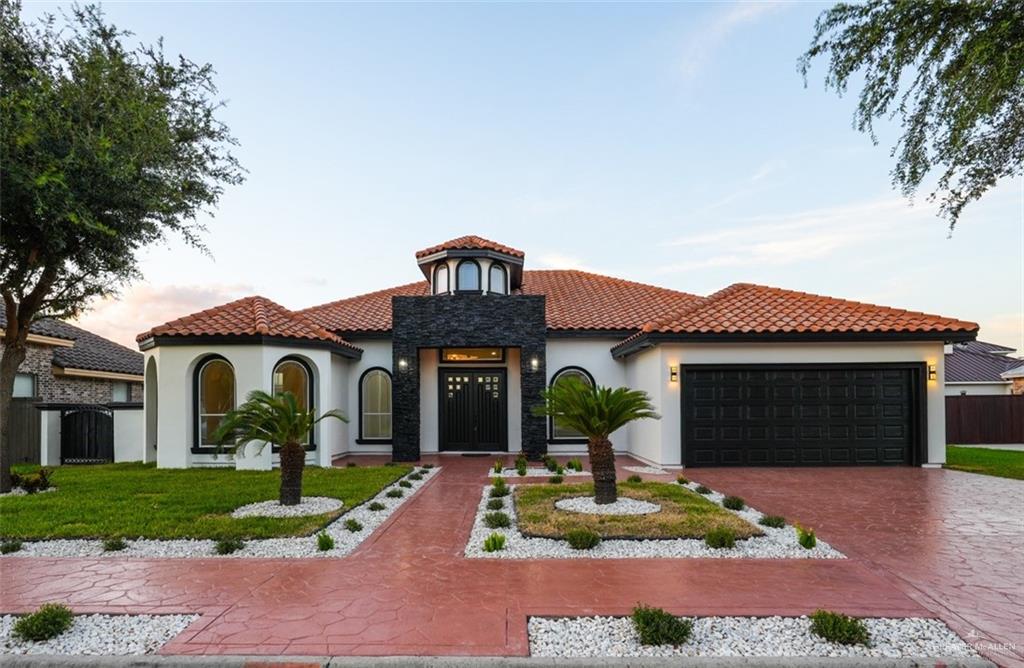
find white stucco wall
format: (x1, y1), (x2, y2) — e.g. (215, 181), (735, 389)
(112, 408), (144, 462)
(345, 338), (393, 454)
(546, 338), (628, 454)
(944, 382), (1011, 396)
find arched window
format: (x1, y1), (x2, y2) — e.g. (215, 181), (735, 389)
(360, 368), (392, 441)
(433, 263), (450, 295)
(549, 366), (595, 441)
(273, 357), (314, 446)
(488, 263), (507, 295)
(195, 356), (235, 448)
(456, 259), (481, 292)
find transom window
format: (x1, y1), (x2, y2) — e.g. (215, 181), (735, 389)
(488, 264), (507, 294)
(549, 366), (594, 440)
(441, 347), (504, 363)
(196, 357), (235, 447)
(456, 259), (481, 292)
(273, 358), (313, 445)
(360, 368), (392, 440)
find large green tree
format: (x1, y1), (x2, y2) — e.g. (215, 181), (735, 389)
(0, 2), (243, 491)
(800, 0), (1024, 230)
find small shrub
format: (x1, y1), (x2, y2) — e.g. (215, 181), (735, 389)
(346, 461), (357, 467)
(722, 495), (745, 510)
(626, 474), (643, 483)
(489, 478), (510, 498)
(809, 610), (870, 646)
(704, 527), (736, 549)
(482, 532), (506, 552)
(544, 457), (558, 472)
(515, 455), (528, 468)
(9, 471), (23, 488)
(484, 511), (511, 529)
(1, 539), (23, 554)
(421, 463), (434, 469)
(18, 468), (53, 494)
(486, 498), (504, 510)
(368, 502), (386, 511)
(632, 604), (692, 646)
(676, 475), (688, 485)
(12, 603), (74, 642)
(695, 485), (712, 494)
(759, 514), (785, 528)
(398, 480), (412, 488)
(386, 488), (404, 498)
(567, 458), (583, 472)
(215, 537), (244, 555)
(407, 472), (423, 481)
(555, 465), (565, 475)
(516, 464), (527, 476)
(102, 538), (127, 552)
(548, 475), (563, 484)
(795, 523), (816, 549)
(344, 519), (363, 532)
(317, 532), (335, 551)
(493, 459), (504, 474)
(565, 527), (601, 550)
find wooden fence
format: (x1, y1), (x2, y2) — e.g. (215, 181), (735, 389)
(946, 395), (1024, 444)
(7, 397), (41, 465)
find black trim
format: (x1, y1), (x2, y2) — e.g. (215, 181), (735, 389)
(488, 263), (508, 295)
(440, 347), (506, 364)
(358, 367), (393, 444)
(271, 356), (317, 452)
(141, 334), (362, 358)
(678, 362), (929, 468)
(547, 366), (595, 442)
(106, 402), (143, 410)
(432, 263), (450, 295)
(192, 355), (235, 454)
(455, 259), (482, 293)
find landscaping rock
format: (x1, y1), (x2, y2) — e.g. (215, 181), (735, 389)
(231, 496), (343, 518)
(555, 496), (661, 515)
(0, 613), (196, 655)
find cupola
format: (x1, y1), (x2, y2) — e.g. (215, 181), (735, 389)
(414, 235), (525, 296)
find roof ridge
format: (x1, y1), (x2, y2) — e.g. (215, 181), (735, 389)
(639, 282), (747, 333)
(297, 280), (427, 315)
(523, 268), (704, 300)
(250, 296), (271, 335)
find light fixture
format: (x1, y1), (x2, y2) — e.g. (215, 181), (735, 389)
(530, 356), (540, 372)
(927, 364), (937, 381)
(669, 365), (679, 383)
(398, 357), (409, 372)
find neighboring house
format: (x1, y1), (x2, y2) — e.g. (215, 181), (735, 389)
(138, 236), (977, 470)
(944, 340), (1020, 396)
(1002, 364), (1024, 395)
(0, 312), (143, 404)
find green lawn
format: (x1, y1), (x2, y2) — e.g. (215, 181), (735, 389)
(945, 446), (1024, 480)
(514, 481), (761, 539)
(1, 462), (410, 540)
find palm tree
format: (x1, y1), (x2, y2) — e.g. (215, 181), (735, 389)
(534, 379), (659, 504)
(213, 390), (347, 506)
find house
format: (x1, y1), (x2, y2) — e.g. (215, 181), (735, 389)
(137, 235), (978, 470)
(944, 341), (1020, 396)
(1001, 364), (1024, 395)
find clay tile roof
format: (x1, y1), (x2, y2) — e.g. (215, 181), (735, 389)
(136, 296), (361, 353)
(297, 270), (704, 334)
(414, 235), (525, 259)
(639, 283), (979, 337)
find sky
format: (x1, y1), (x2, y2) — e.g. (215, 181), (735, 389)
(21, 1), (1024, 351)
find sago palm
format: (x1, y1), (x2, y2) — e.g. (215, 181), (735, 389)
(535, 379), (659, 504)
(213, 390), (347, 506)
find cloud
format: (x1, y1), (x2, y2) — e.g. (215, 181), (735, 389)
(73, 283), (255, 349)
(679, 1), (787, 81)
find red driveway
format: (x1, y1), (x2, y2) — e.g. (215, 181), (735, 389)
(1, 457), (1020, 665)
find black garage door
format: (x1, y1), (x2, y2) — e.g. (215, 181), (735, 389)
(682, 365), (924, 467)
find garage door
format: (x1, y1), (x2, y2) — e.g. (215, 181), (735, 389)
(682, 365), (921, 467)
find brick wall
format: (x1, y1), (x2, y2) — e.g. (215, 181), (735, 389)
(1013, 377), (1024, 395)
(0, 342), (142, 404)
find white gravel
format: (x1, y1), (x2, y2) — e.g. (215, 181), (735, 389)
(0, 487), (56, 498)
(494, 467), (589, 477)
(0, 613), (197, 655)
(465, 481), (844, 559)
(555, 496), (661, 515)
(1, 467), (440, 559)
(528, 615), (978, 659)
(230, 496), (343, 518)
(623, 465), (669, 475)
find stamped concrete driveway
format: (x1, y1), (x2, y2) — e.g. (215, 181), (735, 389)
(688, 466), (1024, 667)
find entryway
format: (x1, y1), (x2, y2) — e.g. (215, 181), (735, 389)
(439, 369), (507, 452)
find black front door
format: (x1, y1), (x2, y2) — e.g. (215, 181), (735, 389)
(440, 369), (507, 451)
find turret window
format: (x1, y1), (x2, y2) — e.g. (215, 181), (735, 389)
(433, 264), (450, 295)
(456, 259), (481, 292)
(488, 264), (508, 295)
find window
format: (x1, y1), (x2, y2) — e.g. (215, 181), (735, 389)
(433, 264), (450, 295)
(549, 366), (595, 440)
(488, 263), (507, 295)
(360, 368), (392, 441)
(111, 381), (130, 402)
(456, 259), (480, 292)
(441, 347), (504, 363)
(195, 357), (235, 447)
(273, 358), (313, 446)
(13, 373), (35, 398)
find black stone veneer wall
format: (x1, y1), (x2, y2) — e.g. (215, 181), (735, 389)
(391, 294), (547, 462)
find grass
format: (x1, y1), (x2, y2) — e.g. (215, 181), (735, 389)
(0, 462), (410, 540)
(945, 445), (1024, 480)
(515, 481), (761, 540)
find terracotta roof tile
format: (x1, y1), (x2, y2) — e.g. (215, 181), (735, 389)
(137, 296), (361, 353)
(414, 235), (525, 259)
(638, 283), (978, 337)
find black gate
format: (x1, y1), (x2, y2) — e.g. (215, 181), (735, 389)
(60, 405), (114, 464)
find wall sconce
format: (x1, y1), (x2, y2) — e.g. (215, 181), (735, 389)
(398, 357), (409, 372)
(927, 364), (937, 381)
(530, 356), (540, 372)
(669, 365), (679, 383)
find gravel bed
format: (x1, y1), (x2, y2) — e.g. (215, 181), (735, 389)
(555, 496), (661, 515)
(1, 467), (440, 559)
(0, 487), (57, 498)
(494, 467), (589, 478)
(465, 481), (844, 559)
(230, 496), (343, 518)
(623, 465), (669, 475)
(0, 613), (197, 655)
(528, 615), (978, 659)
